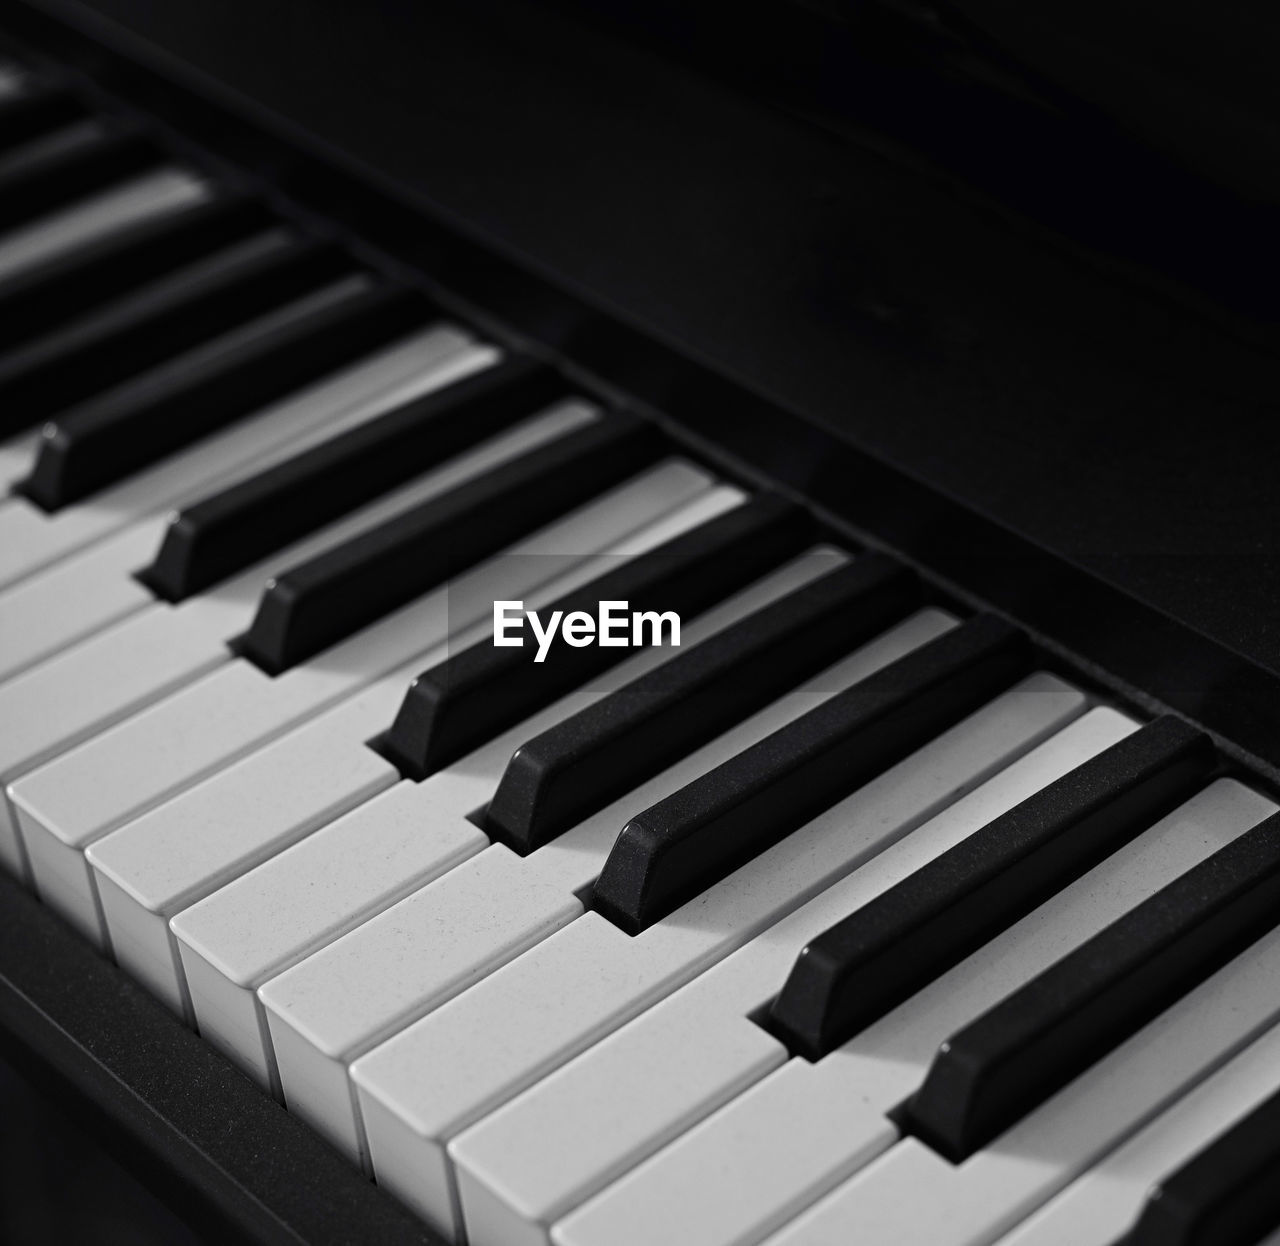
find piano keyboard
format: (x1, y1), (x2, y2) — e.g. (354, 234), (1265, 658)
(3, 51), (1280, 1246)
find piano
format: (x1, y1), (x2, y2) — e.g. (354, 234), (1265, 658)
(1, 0), (1279, 1243)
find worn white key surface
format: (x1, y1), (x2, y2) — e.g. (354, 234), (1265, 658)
(0, 317), (487, 590)
(764, 905), (1280, 1246)
(176, 768), (482, 1093)
(450, 693), (1106, 1246)
(0, 607), (229, 903)
(348, 643), (1091, 1240)
(589, 778), (1278, 1246)
(997, 1015), (1280, 1246)
(97, 483), (740, 1016)
(10, 461), (713, 937)
(172, 549), (845, 1085)
(0, 166), (210, 283)
(0, 521), (158, 682)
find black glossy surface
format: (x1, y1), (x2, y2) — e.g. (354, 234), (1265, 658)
(559, 0), (1280, 317)
(769, 716), (1215, 1059)
(594, 613), (1029, 935)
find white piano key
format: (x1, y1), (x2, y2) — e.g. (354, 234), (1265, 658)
(0, 165), (210, 284)
(996, 1016), (1280, 1246)
(555, 777), (1276, 1246)
(0, 431), (38, 491)
(568, 1059), (893, 1246)
(172, 549), (846, 1086)
(762, 906), (1280, 1246)
(176, 777), (485, 1093)
(275, 608), (950, 1177)
(285, 846), (584, 1170)
(11, 462), (716, 940)
(347, 625), (1084, 1239)
(0, 608), (228, 908)
(0, 520), (156, 682)
(0, 324), (492, 681)
(450, 693), (1109, 1246)
(98, 698), (404, 1023)
(0, 320), (490, 589)
(465, 1002), (786, 1246)
(95, 481), (742, 1017)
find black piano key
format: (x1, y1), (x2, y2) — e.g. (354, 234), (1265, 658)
(486, 554), (920, 854)
(140, 356), (565, 601)
(0, 122), (159, 233)
(239, 412), (663, 675)
(381, 493), (811, 780)
(767, 716), (1215, 1060)
(592, 613), (1031, 937)
(0, 230), (353, 441)
(1122, 1086), (1280, 1246)
(0, 82), (83, 152)
(0, 192), (270, 351)
(903, 808), (1280, 1162)
(17, 278), (427, 510)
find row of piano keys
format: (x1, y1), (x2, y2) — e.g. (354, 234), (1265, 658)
(1, 52), (1279, 1246)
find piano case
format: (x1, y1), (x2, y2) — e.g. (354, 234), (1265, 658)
(0, 1), (1277, 1241)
